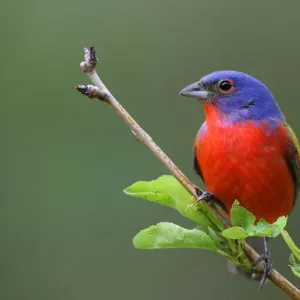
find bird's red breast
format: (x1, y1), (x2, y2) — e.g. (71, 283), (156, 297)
(195, 105), (295, 223)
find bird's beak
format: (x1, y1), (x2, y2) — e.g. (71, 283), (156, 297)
(179, 81), (210, 100)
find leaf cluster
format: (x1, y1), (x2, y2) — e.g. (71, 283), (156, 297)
(125, 175), (290, 272)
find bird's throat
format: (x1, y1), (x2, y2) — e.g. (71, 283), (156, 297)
(203, 104), (226, 127)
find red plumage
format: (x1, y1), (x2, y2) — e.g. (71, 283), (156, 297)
(194, 105), (295, 223)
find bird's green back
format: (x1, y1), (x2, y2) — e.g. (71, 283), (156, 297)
(284, 122), (300, 204)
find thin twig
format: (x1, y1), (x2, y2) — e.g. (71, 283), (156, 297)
(76, 46), (300, 300)
(77, 47), (196, 196)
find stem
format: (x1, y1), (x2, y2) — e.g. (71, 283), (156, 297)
(76, 46), (300, 300)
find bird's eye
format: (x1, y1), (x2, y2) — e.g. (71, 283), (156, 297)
(218, 79), (234, 94)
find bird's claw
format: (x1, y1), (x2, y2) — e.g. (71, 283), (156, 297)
(253, 253), (273, 290)
(190, 188), (228, 212)
(188, 190), (216, 209)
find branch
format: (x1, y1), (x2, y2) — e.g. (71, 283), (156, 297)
(77, 47), (197, 197)
(75, 46), (300, 300)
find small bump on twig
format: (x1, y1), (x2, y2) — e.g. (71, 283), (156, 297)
(75, 84), (108, 101)
(131, 130), (142, 143)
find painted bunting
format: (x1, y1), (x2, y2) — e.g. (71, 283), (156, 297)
(179, 71), (300, 286)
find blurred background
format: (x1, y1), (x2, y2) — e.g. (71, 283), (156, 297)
(1, 0), (300, 299)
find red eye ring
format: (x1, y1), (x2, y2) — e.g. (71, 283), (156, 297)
(219, 79), (234, 94)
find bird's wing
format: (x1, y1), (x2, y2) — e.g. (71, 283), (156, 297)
(283, 122), (300, 206)
(193, 123), (206, 183)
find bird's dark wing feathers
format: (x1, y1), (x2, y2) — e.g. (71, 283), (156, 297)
(283, 122), (300, 207)
(284, 150), (299, 208)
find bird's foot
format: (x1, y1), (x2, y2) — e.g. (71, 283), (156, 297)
(253, 237), (272, 290)
(188, 189), (217, 208)
(189, 188), (228, 211)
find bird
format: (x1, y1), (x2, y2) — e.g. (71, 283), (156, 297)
(179, 71), (300, 287)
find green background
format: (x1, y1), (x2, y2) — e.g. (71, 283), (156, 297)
(1, 0), (300, 299)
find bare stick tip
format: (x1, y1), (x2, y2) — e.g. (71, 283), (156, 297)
(80, 46), (98, 73)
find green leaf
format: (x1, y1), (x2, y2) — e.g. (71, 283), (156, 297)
(133, 222), (218, 251)
(289, 258), (300, 279)
(225, 201), (288, 240)
(289, 254), (300, 278)
(254, 217), (287, 238)
(124, 175), (215, 228)
(251, 219), (273, 237)
(282, 230), (300, 278)
(195, 225), (225, 249)
(290, 253), (296, 265)
(207, 226), (225, 249)
(290, 265), (300, 278)
(281, 230), (300, 261)
(230, 200), (255, 231)
(222, 227), (248, 239)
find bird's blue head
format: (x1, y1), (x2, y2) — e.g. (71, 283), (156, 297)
(180, 71), (284, 122)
